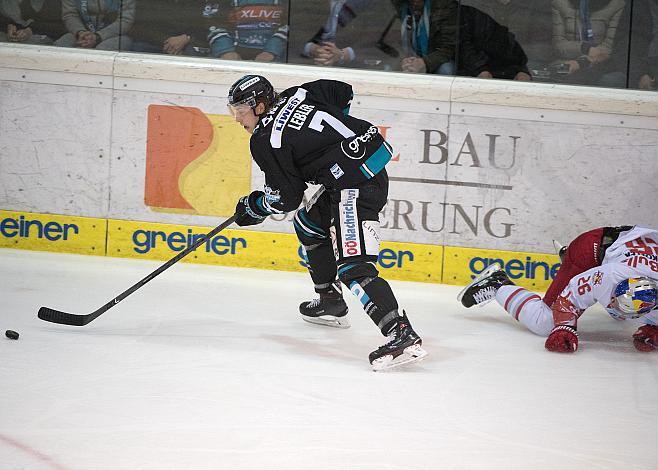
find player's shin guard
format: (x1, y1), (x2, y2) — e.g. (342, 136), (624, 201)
(339, 262), (427, 369)
(296, 214), (349, 328)
(340, 263), (399, 334)
(295, 209), (337, 287)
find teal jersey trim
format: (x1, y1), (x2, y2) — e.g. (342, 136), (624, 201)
(338, 263), (357, 277)
(359, 141), (393, 179)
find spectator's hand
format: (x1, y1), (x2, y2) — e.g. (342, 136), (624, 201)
(77, 31), (97, 48)
(514, 72), (532, 81)
(255, 51), (275, 62)
(477, 70), (493, 79)
(566, 60), (580, 74)
(587, 46), (609, 64)
(7, 24), (31, 42)
(401, 57), (427, 73)
(163, 34), (190, 55)
(305, 42), (320, 58)
(17, 27), (33, 42)
(638, 74), (655, 90)
(220, 51), (241, 60)
(7, 24), (20, 41)
(313, 42), (343, 66)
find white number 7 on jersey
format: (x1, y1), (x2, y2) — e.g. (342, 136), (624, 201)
(308, 111), (356, 138)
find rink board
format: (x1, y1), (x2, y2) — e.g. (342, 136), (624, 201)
(444, 246), (560, 291)
(0, 210), (106, 255)
(107, 219), (441, 283)
(2, 45), (657, 259)
(0, 210), (561, 289)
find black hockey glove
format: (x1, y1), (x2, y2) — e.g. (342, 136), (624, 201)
(235, 191), (269, 226)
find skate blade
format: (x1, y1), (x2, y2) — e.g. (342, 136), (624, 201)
(456, 263), (502, 307)
(301, 315), (351, 329)
(371, 344), (428, 372)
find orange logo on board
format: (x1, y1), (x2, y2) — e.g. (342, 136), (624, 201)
(144, 105), (252, 216)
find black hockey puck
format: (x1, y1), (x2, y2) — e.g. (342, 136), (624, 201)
(5, 330), (19, 340)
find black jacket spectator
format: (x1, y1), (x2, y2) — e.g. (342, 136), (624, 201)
(0, 0), (64, 44)
(458, 5), (531, 79)
(392, 0), (458, 73)
(466, 0), (553, 66)
(613, 0), (657, 89)
(130, 0), (214, 55)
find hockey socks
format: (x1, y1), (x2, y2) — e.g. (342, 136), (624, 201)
(347, 275), (400, 335)
(495, 285), (554, 336)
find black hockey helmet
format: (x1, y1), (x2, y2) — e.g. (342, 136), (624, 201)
(227, 75), (276, 116)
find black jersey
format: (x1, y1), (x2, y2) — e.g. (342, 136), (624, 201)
(249, 79), (394, 214)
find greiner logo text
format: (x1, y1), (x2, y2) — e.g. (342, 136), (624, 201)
(298, 245), (413, 269)
(132, 228), (246, 255)
(0, 215), (79, 241)
(469, 256), (560, 281)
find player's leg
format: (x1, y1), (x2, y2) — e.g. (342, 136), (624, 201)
(543, 227), (606, 307)
(332, 172), (426, 369)
(458, 264), (554, 336)
(495, 284), (554, 336)
(295, 191), (349, 328)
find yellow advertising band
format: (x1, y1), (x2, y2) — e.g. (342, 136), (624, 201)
(0, 210), (560, 290)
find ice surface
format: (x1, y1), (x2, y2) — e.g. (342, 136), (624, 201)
(0, 248), (656, 470)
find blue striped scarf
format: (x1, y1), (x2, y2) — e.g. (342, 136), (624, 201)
(400, 0), (431, 57)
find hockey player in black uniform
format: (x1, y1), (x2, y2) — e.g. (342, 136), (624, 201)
(228, 74), (427, 371)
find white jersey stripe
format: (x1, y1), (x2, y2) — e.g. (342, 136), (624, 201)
(270, 88), (307, 149)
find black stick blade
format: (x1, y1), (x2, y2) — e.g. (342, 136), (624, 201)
(38, 307), (90, 326)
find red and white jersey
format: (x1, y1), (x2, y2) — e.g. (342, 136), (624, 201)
(559, 227), (658, 325)
(602, 226), (658, 265)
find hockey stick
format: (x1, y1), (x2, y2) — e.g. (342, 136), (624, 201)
(38, 215), (237, 326)
(376, 14), (399, 58)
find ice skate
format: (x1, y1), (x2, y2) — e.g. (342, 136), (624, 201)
(553, 239), (567, 262)
(369, 312), (427, 371)
(299, 296), (350, 329)
(457, 263), (514, 308)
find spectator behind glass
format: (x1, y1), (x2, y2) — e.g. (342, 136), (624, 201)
(207, 0), (288, 62)
(551, 0), (627, 87)
(457, 4), (532, 80)
(55, 0), (134, 50)
(130, 0), (215, 56)
(389, 1), (530, 79)
(465, 0), (553, 70)
(302, 0), (373, 67)
(638, 0), (658, 89)
(627, 0), (658, 89)
(392, 0), (458, 74)
(0, 0), (65, 44)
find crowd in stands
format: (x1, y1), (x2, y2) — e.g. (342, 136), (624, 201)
(0, 0), (655, 90)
